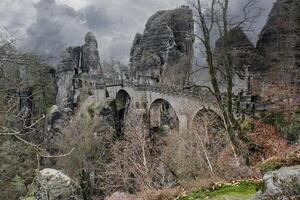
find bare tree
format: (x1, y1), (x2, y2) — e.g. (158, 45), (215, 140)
(0, 28), (72, 167)
(190, 0), (261, 150)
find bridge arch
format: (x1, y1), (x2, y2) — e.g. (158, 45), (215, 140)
(115, 89), (131, 113)
(192, 108), (223, 135)
(149, 98), (179, 133)
(115, 89), (132, 135)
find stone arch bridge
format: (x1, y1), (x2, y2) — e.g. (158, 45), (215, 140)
(93, 78), (220, 134)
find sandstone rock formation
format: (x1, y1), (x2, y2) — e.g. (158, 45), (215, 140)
(55, 32), (102, 112)
(82, 32), (102, 74)
(34, 168), (82, 200)
(215, 26), (255, 92)
(47, 32), (101, 153)
(251, 0), (300, 102)
(56, 47), (77, 112)
(252, 165), (300, 200)
(102, 60), (130, 80)
(130, 5), (194, 85)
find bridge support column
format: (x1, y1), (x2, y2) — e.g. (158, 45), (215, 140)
(149, 104), (161, 128)
(178, 114), (188, 135)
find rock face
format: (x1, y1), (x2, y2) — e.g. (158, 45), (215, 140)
(130, 5), (194, 85)
(82, 32), (102, 74)
(251, 0), (300, 101)
(55, 32), (102, 112)
(34, 168), (82, 200)
(252, 165), (300, 200)
(215, 27), (255, 92)
(56, 47), (77, 112)
(47, 32), (101, 153)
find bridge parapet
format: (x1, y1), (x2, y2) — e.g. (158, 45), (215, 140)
(93, 77), (222, 135)
(94, 78), (215, 103)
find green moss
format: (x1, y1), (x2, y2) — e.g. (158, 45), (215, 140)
(180, 181), (259, 200)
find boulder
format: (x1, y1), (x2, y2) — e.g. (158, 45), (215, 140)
(252, 165), (300, 199)
(34, 168), (82, 200)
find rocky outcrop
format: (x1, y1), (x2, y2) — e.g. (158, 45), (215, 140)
(130, 6), (194, 85)
(215, 27), (255, 92)
(215, 27), (254, 78)
(82, 32), (102, 74)
(252, 165), (300, 200)
(56, 47), (77, 112)
(47, 32), (101, 153)
(34, 168), (82, 200)
(102, 60), (130, 79)
(251, 0), (300, 101)
(55, 32), (101, 112)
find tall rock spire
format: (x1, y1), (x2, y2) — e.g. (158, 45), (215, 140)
(252, 0), (300, 100)
(55, 32), (102, 112)
(82, 32), (102, 75)
(129, 6), (195, 85)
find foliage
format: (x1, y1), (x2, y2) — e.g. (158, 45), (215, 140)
(259, 110), (300, 143)
(11, 175), (27, 196)
(0, 139), (37, 200)
(107, 108), (255, 196)
(240, 117), (255, 133)
(27, 56), (56, 118)
(79, 169), (93, 200)
(108, 111), (170, 193)
(56, 100), (115, 199)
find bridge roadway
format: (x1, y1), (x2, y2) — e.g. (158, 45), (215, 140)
(93, 78), (221, 134)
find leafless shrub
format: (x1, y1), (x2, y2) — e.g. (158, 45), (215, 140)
(107, 110), (163, 192)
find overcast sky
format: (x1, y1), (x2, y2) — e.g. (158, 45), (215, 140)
(0, 0), (276, 64)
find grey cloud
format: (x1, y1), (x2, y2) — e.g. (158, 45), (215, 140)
(79, 0), (186, 62)
(1, 0), (276, 65)
(228, 0), (277, 42)
(19, 0), (88, 59)
(0, 0), (37, 36)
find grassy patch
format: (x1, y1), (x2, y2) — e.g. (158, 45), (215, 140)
(179, 180), (259, 200)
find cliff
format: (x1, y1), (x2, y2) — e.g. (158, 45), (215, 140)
(215, 27), (255, 92)
(129, 6), (195, 85)
(55, 32), (102, 112)
(252, 0), (300, 102)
